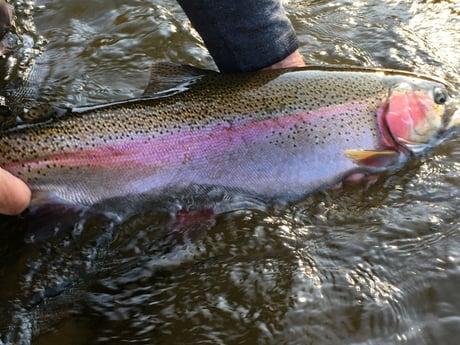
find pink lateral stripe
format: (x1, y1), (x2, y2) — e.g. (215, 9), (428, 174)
(14, 100), (374, 170)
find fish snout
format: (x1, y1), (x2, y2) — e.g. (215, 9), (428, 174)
(445, 102), (460, 131)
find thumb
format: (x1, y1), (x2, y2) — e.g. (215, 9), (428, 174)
(0, 168), (31, 215)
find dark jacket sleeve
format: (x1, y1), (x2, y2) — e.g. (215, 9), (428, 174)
(176, 0), (299, 73)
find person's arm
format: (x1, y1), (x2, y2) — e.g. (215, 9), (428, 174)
(0, 168), (31, 215)
(177, 0), (304, 72)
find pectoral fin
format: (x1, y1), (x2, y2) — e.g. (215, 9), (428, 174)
(344, 149), (401, 168)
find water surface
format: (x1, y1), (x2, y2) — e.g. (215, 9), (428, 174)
(1, 0), (460, 344)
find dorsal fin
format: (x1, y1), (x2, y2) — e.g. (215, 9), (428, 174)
(142, 62), (218, 97)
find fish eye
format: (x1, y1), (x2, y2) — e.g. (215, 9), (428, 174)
(433, 87), (448, 105)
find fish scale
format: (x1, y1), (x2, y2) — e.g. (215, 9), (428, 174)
(0, 64), (458, 210)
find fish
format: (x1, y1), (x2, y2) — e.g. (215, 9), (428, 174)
(1, 63), (459, 220)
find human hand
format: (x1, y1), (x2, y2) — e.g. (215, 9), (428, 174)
(263, 50), (305, 70)
(0, 167), (31, 215)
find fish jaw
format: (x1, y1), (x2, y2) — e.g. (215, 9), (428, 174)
(379, 82), (456, 155)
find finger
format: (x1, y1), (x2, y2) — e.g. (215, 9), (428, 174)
(0, 168), (31, 215)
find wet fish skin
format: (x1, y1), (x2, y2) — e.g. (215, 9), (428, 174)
(0, 64), (458, 210)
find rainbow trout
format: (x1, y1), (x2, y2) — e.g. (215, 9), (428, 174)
(1, 64), (459, 215)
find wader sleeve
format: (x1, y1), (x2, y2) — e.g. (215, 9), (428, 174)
(176, 0), (299, 73)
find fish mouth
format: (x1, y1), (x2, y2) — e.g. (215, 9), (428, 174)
(431, 106), (460, 146)
(445, 106), (460, 131)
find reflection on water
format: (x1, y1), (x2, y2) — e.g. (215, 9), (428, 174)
(290, 0), (460, 87)
(1, 0), (460, 344)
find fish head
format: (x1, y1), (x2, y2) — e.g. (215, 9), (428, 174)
(381, 78), (460, 156)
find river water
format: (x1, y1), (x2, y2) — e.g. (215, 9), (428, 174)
(1, 0), (460, 344)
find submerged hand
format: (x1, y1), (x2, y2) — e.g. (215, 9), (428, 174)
(0, 167), (31, 215)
